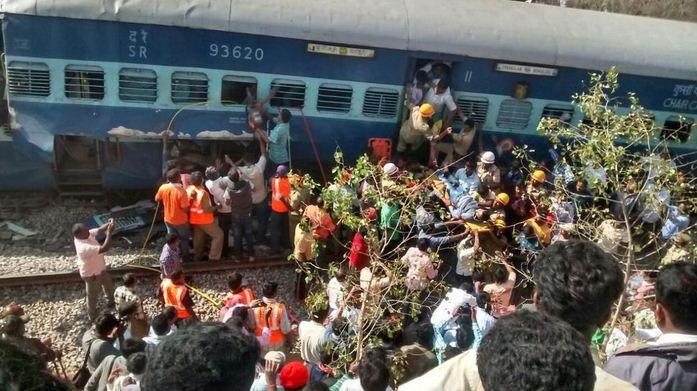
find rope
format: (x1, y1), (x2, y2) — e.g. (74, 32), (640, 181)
(124, 201), (222, 308)
(298, 107), (328, 184)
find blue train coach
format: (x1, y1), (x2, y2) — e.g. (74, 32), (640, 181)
(1, 0), (696, 192)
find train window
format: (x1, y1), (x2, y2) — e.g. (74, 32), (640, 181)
(270, 79), (306, 108)
(541, 104), (574, 123)
(496, 99), (532, 130)
(661, 116), (693, 143)
(119, 68), (157, 103)
(171, 72), (209, 104)
(7, 62), (50, 97)
(221, 76), (257, 105)
(362, 88), (399, 118)
(65, 65), (105, 100)
(317, 83), (352, 113)
(455, 96), (488, 126)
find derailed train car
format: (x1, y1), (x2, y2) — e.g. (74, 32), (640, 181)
(0, 0), (696, 192)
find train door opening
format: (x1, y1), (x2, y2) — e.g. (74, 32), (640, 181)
(53, 135), (105, 198)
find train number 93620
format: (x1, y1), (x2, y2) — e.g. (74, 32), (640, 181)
(209, 43), (264, 61)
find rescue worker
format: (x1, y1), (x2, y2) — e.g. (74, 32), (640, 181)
(219, 272), (255, 321)
(155, 169), (191, 262)
(477, 151), (501, 188)
(253, 282), (291, 353)
(397, 103), (435, 155)
(159, 271), (198, 324)
(483, 192), (509, 223)
(186, 171), (223, 262)
(527, 170), (548, 203)
(269, 165), (292, 255)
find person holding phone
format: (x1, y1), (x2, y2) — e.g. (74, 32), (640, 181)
(72, 218), (116, 320)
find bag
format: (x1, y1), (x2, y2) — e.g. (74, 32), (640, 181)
(72, 340), (95, 389)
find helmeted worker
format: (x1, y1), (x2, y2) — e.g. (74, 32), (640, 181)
(186, 171), (224, 262)
(159, 271), (197, 323)
(253, 282), (291, 353)
(397, 103), (436, 153)
(477, 151), (501, 188)
(527, 169), (548, 202)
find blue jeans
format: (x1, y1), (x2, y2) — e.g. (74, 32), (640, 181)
(232, 213), (255, 257)
(252, 199), (270, 243)
(165, 222), (191, 262)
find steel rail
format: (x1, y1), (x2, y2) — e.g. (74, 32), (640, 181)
(0, 257), (290, 288)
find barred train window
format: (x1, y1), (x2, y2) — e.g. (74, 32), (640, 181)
(7, 62), (50, 97)
(65, 65), (105, 100)
(662, 116), (693, 143)
(455, 96), (489, 126)
(317, 84), (352, 113)
(362, 88), (399, 118)
(270, 79), (306, 108)
(119, 68), (157, 103)
(171, 72), (208, 104)
(221, 76), (257, 106)
(541, 104), (575, 122)
(496, 99), (532, 130)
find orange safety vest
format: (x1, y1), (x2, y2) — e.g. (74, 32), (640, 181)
(253, 300), (286, 344)
(187, 185), (214, 225)
(225, 287), (255, 308)
(271, 177), (291, 213)
(161, 278), (191, 319)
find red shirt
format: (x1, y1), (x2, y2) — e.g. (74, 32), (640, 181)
(349, 232), (369, 270)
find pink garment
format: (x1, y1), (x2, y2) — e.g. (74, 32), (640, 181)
(402, 247), (438, 291)
(74, 228), (106, 277)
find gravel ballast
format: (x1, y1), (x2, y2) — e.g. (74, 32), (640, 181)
(1, 264), (298, 375)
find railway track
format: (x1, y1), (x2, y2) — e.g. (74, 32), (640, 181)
(0, 257), (289, 288)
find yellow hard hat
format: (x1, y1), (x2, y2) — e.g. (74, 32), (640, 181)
(494, 219), (506, 228)
(419, 103), (435, 118)
(531, 170), (546, 183)
(495, 193), (510, 206)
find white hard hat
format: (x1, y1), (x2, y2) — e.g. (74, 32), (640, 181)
(481, 151), (495, 164)
(383, 162), (399, 176)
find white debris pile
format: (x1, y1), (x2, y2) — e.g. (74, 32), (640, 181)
(0, 265), (297, 374)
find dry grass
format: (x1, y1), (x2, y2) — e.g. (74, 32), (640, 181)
(535, 0), (697, 23)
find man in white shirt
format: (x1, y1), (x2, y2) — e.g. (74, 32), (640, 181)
(205, 166), (232, 258)
(231, 140), (269, 243)
(143, 314), (170, 357)
(327, 268), (348, 319)
(73, 220), (116, 321)
(455, 231), (479, 286)
(298, 305), (333, 365)
(424, 79), (465, 128)
(430, 286), (477, 331)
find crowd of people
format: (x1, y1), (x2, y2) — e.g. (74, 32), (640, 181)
(1, 62), (696, 391)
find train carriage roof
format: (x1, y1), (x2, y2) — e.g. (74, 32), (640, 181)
(2, 0), (697, 80)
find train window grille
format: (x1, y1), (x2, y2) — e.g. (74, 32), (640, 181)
(119, 68), (157, 103)
(661, 116), (693, 143)
(362, 88), (399, 118)
(171, 72), (209, 104)
(317, 83), (352, 113)
(270, 79), (306, 108)
(541, 104), (574, 123)
(7, 62), (50, 97)
(455, 96), (489, 126)
(65, 65), (105, 100)
(496, 99), (532, 129)
(221, 75), (257, 105)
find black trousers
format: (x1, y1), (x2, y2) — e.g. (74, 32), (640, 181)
(218, 212), (232, 258)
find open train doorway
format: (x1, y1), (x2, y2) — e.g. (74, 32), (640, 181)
(53, 135), (104, 199)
